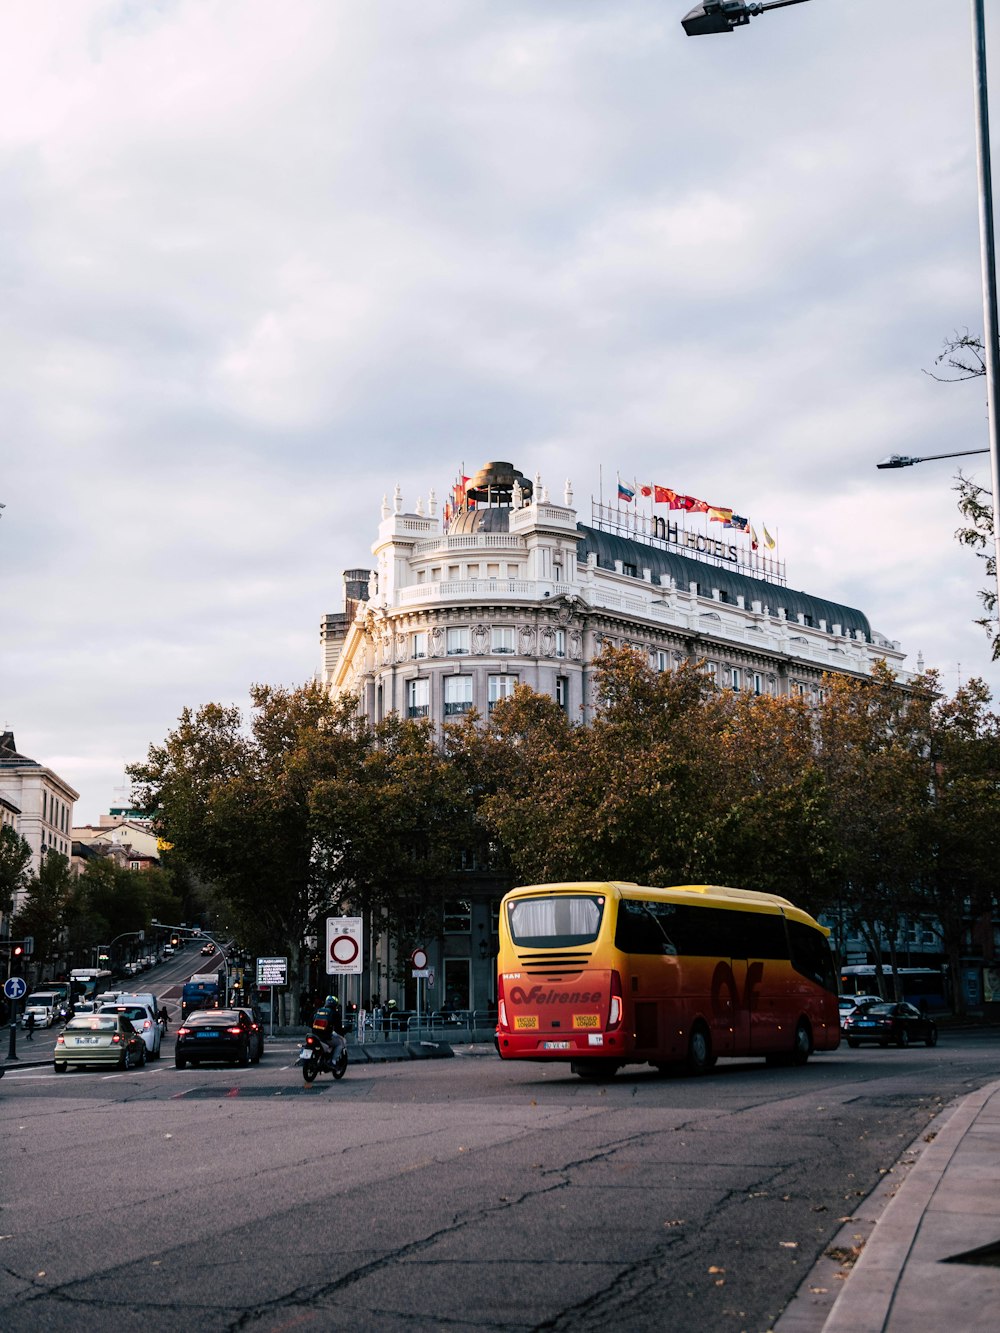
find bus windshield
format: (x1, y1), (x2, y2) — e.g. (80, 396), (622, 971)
(506, 895), (605, 948)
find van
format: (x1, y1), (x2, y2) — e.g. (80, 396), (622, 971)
(22, 992), (62, 1028)
(117, 992), (160, 1026)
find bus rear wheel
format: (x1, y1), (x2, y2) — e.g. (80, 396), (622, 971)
(791, 1020), (812, 1066)
(686, 1024), (713, 1076)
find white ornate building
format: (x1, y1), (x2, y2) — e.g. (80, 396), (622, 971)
(321, 461), (909, 727)
(318, 461), (911, 1018)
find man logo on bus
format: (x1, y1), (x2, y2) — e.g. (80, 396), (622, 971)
(509, 985), (602, 1005)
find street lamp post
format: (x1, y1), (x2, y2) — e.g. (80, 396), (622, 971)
(151, 919), (230, 1003)
(682, 0), (1000, 635)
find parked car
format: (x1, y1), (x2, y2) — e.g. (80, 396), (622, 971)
(174, 1009), (256, 1068)
(838, 994), (882, 1033)
(232, 1005), (265, 1063)
(162, 945), (174, 957)
(54, 1014), (147, 1071)
(843, 1001), (939, 1048)
(99, 1002), (162, 1059)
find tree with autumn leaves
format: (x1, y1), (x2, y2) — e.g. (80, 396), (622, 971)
(128, 651), (1000, 1018)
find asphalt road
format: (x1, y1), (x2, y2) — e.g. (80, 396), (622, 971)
(2, 1028), (998, 1333)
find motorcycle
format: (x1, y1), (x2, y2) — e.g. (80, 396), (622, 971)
(298, 1032), (348, 1083)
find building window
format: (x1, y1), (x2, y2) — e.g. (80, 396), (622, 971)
(488, 675), (516, 711)
(623, 563), (638, 578)
(702, 661), (718, 683)
(555, 675), (569, 710)
(731, 666), (741, 692)
(446, 627), (469, 656)
(407, 678), (429, 719)
(444, 899), (472, 933)
(412, 631), (428, 659)
(444, 675), (474, 716)
(753, 672), (764, 696)
(443, 958), (470, 1011)
(554, 562), (562, 582)
(491, 626), (515, 654)
(656, 650), (668, 673)
(555, 629), (566, 658)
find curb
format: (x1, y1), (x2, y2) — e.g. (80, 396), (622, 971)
(821, 1077), (1000, 1332)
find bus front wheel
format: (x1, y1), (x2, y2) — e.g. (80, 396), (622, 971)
(686, 1024), (713, 1076)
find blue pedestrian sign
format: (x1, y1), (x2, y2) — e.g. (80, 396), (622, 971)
(4, 977), (27, 1000)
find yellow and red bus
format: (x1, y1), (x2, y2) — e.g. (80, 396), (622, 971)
(496, 881), (840, 1078)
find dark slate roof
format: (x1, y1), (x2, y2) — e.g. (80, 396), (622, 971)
(575, 524), (872, 642)
(0, 731), (37, 766)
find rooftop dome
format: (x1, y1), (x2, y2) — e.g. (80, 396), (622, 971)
(465, 461), (533, 505)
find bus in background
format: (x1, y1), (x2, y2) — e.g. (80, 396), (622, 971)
(69, 968), (115, 1003)
(496, 882), (840, 1079)
(839, 965), (948, 1012)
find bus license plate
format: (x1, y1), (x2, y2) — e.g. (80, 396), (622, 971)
(543, 1040), (570, 1050)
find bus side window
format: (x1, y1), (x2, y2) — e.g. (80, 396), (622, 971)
(615, 900), (677, 955)
(787, 920), (837, 991)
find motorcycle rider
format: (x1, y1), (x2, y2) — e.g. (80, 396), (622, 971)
(309, 995), (347, 1069)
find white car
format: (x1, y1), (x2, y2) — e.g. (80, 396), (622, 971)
(839, 994), (882, 1031)
(99, 1002), (162, 1059)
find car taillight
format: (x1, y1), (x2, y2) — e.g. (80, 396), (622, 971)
(112, 1034), (121, 1044)
(177, 1027), (191, 1037)
(497, 973), (507, 1030)
(608, 970), (623, 1031)
(227, 1027), (242, 1035)
(143, 1020), (151, 1030)
(56, 1035), (64, 1046)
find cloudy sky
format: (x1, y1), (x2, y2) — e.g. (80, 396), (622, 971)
(3, 0), (999, 822)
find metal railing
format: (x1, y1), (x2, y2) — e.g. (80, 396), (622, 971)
(357, 1010), (497, 1044)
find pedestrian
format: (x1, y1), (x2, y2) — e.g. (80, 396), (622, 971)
(26, 1011), (35, 1041)
(158, 1004), (170, 1033)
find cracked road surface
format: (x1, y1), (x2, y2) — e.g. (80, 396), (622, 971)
(1, 1033), (997, 1332)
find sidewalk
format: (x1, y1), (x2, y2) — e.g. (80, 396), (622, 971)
(782, 1078), (1000, 1332)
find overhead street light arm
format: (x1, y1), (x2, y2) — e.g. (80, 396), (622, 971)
(681, 0), (811, 37)
(877, 449), (990, 470)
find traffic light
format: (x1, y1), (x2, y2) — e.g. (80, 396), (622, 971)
(11, 944), (25, 974)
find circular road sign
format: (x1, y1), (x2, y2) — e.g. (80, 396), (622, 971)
(411, 947), (428, 970)
(330, 934), (360, 966)
(4, 976), (27, 1000)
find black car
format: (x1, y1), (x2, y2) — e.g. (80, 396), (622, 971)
(175, 1008), (256, 1068)
(843, 1001), (939, 1049)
